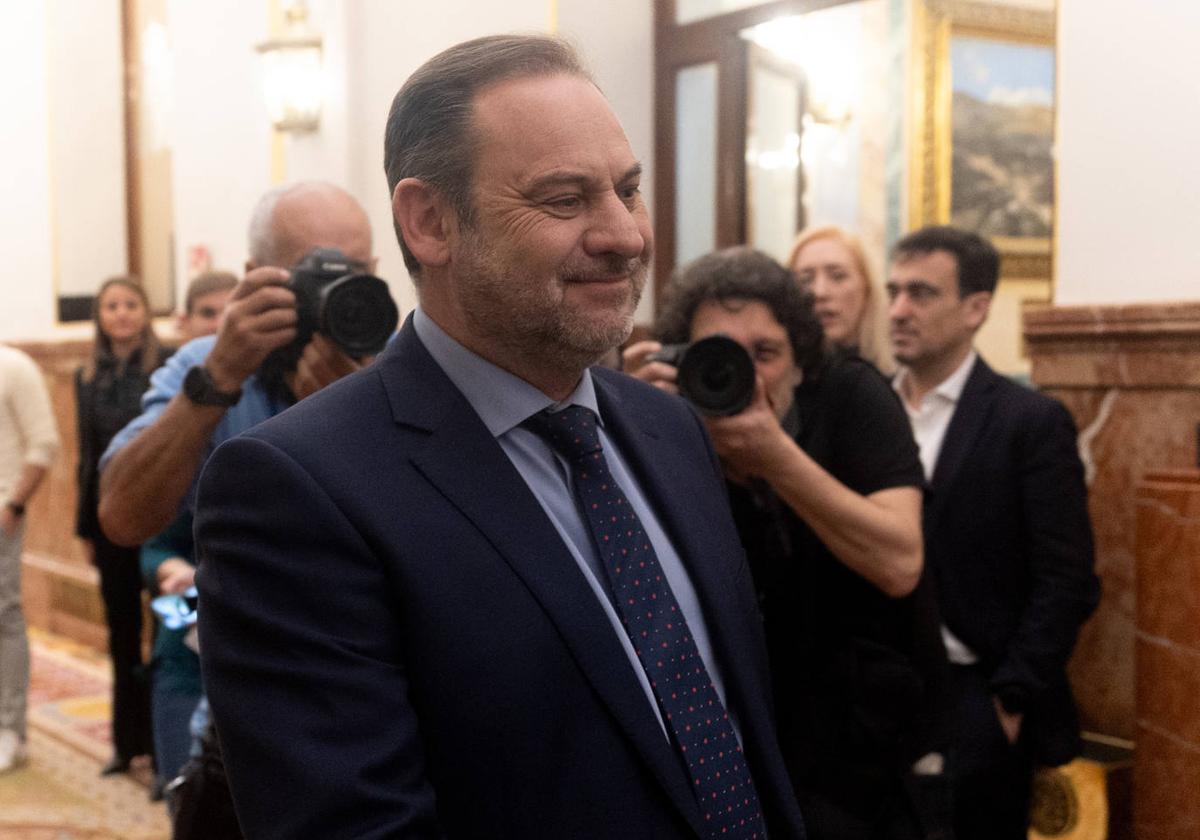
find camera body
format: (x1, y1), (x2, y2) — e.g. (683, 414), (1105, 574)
(648, 334), (755, 416)
(259, 249), (399, 394)
(288, 248), (399, 358)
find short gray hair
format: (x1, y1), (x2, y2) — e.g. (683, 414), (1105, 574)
(246, 183), (293, 267)
(383, 33), (592, 275)
(246, 180), (356, 268)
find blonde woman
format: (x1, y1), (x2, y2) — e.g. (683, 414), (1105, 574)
(788, 226), (892, 371)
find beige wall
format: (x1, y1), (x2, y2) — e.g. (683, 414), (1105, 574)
(5, 0), (1198, 343)
(0, 0), (655, 339)
(1055, 0), (1200, 305)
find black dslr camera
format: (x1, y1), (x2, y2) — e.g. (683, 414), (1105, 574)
(260, 248), (399, 395)
(648, 335), (755, 417)
(288, 248), (398, 357)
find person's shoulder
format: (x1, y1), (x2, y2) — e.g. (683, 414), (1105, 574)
(814, 351), (903, 410)
(172, 335), (217, 365)
(822, 351), (891, 389)
(593, 365), (695, 420)
(246, 361), (388, 446)
(976, 358), (1065, 415)
(969, 358), (1076, 438)
(0, 343), (37, 372)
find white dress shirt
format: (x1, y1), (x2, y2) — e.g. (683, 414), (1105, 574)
(894, 350), (980, 665)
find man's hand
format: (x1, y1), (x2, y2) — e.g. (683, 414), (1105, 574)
(0, 506), (19, 538)
(157, 557), (196, 595)
(993, 696), (1023, 745)
(203, 268), (298, 392)
(621, 341), (679, 395)
(703, 376), (795, 482)
(288, 334), (374, 402)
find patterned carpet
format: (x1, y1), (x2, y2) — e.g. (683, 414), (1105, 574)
(0, 631), (169, 840)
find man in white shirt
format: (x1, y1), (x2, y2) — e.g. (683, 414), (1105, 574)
(887, 225), (1099, 840)
(0, 344), (60, 772)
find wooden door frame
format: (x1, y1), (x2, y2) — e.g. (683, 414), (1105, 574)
(652, 0), (861, 307)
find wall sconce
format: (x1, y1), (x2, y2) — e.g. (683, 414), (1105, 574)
(255, 1), (323, 132)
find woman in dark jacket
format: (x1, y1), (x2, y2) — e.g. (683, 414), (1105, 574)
(75, 276), (171, 775)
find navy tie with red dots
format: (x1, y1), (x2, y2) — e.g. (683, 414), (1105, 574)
(524, 405), (766, 839)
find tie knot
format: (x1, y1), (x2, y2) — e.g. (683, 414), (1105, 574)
(523, 405), (602, 461)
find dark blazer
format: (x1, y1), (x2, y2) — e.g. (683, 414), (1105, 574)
(195, 319), (807, 840)
(924, 356), (1099, 765)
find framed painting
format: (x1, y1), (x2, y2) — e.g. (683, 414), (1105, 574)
(909, 0), (1056, 281)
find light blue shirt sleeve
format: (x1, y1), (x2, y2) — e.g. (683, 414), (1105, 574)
(98, 336), (218, 474)
(97, 334), (285, 516)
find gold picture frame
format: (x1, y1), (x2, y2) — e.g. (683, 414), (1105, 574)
(909, 0), (1056, 281)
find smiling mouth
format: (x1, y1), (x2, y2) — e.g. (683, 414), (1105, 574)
(566, 274), (629, 285)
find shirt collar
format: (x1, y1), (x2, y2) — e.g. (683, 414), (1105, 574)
(894, 349), (978, 407)
(413, 307), (600, 437)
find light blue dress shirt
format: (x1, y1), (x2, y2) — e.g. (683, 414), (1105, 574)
(97, 335), (291, 512)
(413, 308), (738, 739)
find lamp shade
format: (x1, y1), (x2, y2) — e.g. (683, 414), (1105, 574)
(256, 32), (322, 132)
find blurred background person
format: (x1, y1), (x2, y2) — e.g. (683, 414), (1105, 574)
(142, 512), (198, 804)
(788, 226), (893, 372)
(0, 343), (60, 774)
(143, 270), (234, 802)
(74, 276), (171, 776)
(627, 248), (942, 839)
(175, 271), (237, 343)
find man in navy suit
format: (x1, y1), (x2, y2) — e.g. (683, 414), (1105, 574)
(195, 34), (807, 839)
(887, 226), (1100, 840)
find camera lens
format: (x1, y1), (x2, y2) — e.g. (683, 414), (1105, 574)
(677, 335), (755, 416)
(320, 274), (400, 357)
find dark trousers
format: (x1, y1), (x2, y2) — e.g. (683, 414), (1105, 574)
(948, 665), (1033, 840)
(152, 676), (202, 786)
(94, 534), (153, 760)
(795, 783), (925, 840)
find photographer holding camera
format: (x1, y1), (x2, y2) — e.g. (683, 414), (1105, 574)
(98, 181), (387, 547)
(626, 247), (944, 840)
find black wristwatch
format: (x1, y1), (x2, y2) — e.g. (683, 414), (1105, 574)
(183, 365), (242, 407)
(5, 501), (24, 517)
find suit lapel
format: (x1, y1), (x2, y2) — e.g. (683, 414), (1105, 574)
(377, 325), (706, 836)
(928, 357), (999, 522)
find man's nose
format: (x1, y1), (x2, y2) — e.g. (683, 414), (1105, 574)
(888, 292), (912, 322)
(584, 193), (647, 259)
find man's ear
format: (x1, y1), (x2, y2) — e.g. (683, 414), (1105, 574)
(964, 290), (993, 330)
(392, 178), (452, 269)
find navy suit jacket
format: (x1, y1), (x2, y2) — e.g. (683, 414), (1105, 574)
(195, 319), (807, 839)
(923, 356), (1100, 765)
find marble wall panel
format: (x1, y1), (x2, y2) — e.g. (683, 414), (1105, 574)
(1025, 303), (1200, 743)
(1131, 725), (1200, 840)
(1134, 469), (1200, 840)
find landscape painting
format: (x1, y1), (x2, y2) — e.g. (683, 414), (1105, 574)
(949, 36), (1054, 240)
